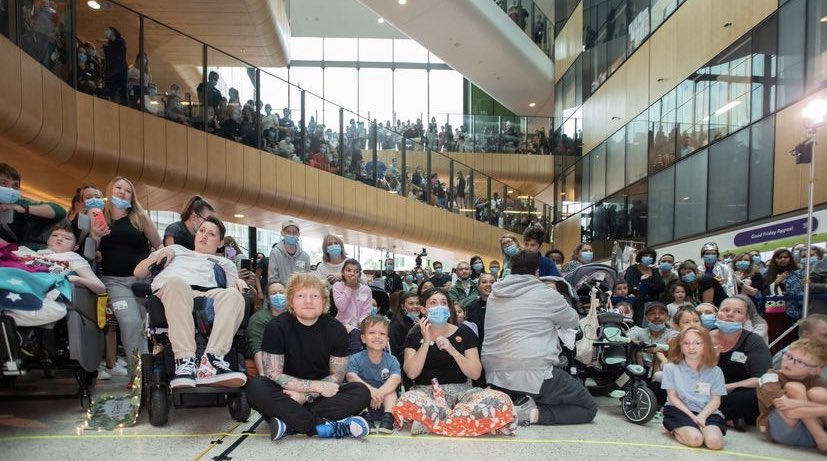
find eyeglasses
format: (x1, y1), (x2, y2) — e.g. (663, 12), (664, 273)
(195, 212), (208, 221)
(783, 352), (818, 369)
(681, 341), (704, 348)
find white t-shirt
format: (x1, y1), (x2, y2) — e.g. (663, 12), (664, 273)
(150, 244), (238, 291)
(14, 247), (90, 275)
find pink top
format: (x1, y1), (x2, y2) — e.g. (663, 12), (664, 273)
(332, 281), (373, 329)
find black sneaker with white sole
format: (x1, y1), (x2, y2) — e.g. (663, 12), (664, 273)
(196, 353), (247, 387)
(171, 356), (197, 389)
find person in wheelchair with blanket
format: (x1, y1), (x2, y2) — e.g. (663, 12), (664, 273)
(134, 216), (247, 389)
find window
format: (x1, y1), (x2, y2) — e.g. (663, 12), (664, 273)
(393, 39), (428, 63)
(626, 113), (648, 185)
(429, 69), (463, 116)
(708, 128), (749, 230)
(323, 68), (357, 125)
(359, 68), (393, 124)
(649, 89), (677, 173)
(590, 143), (607, 202)
(393, 69), (428, 123)
(749, 115), (775, 220)
(674, 150), (708, 239)
(358, 38), (392, 62)
(647, 166), (675, 245)
(751, 16), (778, 122)
(291, 37), (323, 61)
(606, 129), (626, 196)
(807, 0), (827, 89)
(324, 38), (357, 61)
(777, 0), (806, 108)
(651, 0), (678, 31)
(709, 37), (752, 140)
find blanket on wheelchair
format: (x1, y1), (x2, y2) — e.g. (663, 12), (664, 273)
(0, 244), (74, 311)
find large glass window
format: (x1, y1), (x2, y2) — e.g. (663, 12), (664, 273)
(606, 129), (626, 195)
(291, 37), (323, 60)
(749, 115), (775, 220)
(807, 0), (827, 89)
(674, 150), (708, 239)
(651, 0), (678, 31)
(751, 16), (778, 122)
(590, 143), (607, 202)
(393, 39), (428, 63)
(777, 0), (806, 108)
(708, 128), (749, 230)
(393, 69), (428, 123)
(649, 89), (677, 173)
(359, 69), (393, 125)
(358, 38), (392, 62)
(626, 0), (648, 56)
(647, 166), (675, 245)
(626, 113), (648, 185)
(323, 68), (357, 125)
(429, 69), (463, 116)
(324, 38), (357, 61)
(709, 37), (752, 140)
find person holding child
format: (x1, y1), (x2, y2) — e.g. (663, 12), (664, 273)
(625, 247), (665, 326)
(346, 315), (402, 434)
(661, 326), (727, 450)
(758, 338), (827, 452)
(332, 258), (373, 353)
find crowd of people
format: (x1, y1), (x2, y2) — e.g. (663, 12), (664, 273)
(3, 157), (827, 452)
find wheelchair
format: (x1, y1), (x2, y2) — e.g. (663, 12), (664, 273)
(132, 277), (253, 427)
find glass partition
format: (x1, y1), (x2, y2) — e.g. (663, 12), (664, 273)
(494, 0), (552, 56)
(206, 47), (258, 148)
(430, 149), (452, 209)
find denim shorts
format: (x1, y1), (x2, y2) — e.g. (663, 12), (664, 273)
(768, 409), (817, 448)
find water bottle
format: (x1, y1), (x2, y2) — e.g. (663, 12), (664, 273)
(431, 378), (447, 406)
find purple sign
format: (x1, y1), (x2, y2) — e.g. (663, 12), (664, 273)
(734, 218), (819, 247)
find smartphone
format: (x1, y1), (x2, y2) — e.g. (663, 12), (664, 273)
(91, 209), (109, 232)
(240, 259), (252, 271)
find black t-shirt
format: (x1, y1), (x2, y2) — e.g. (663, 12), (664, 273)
(717, 331), (772, 384)
(691, 276), (728, 306)
(465, 298), (487, 345)
(99, 216), (151, 276)
(164, 221), (194, 250)
(260, 313), (348, 381)
(403, 324), (478, 386)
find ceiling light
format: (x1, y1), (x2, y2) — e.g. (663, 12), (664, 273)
(378, 17), (385, 23)
(529, 102), (536, 107)
(233, 214), (245, 218)
(821, 15), (827, 22)
(399, 0), (408, 4)
(87, 0), (101, 9)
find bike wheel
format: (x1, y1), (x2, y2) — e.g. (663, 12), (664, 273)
(621, 383), (657, 424)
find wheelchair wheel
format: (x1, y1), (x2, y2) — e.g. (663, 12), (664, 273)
(227, 391), (250, 422)
(148, 387), (170, 427)
(621, 383), (657, 425)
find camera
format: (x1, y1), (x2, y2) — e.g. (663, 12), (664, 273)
(414, 248), (428, 268)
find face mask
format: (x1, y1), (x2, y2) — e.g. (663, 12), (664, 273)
(658, 262), (673, 272)
(793, 253), (801, 263)
(735, 261), (751, 271)
(491, 267), (500, 276)
(681, 273), (697, 283)
(282, 235), (299, 246)
(326, 244), (342, 257)
(703, 255), (718, 266)
(85, 197), (104, 209)
(406, 311), (420, 322)
(270, 293), (286, 310)
(88, 49), (96, 57)
(109, 196), (132, 209)
(504, 243), (519, 257)
(700, 313), (717, 329)
(104, 29), (112, 40)
(809, 257), (820, 266)
(370, 306), (379, 316)
(434, 268), (443, 275)
(0, 186), (21, 204)
(648, 322), (666, 332)
(78, 53), (87, 63)
(580, 251), (593, 263)
(641, 256), (653, 266)
(752, 255), (762, 265)
(715, 319), (743, 334)
(472, 262), (484, 272)
(723, 258), (732, 265)
(225, 247), (237, 259)
(427, 305), (450, 326)
(415, 273), (424, 280)
(405, 275), (414, 283)
(385, 264), (394, 272)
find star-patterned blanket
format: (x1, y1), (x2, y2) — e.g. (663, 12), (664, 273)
(0, 243), (73, 311)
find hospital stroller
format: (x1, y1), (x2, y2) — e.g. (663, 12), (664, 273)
(132, 258), (252, 426)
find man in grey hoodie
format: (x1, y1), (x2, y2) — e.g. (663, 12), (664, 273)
(268, 220), (311, 284)
(482, 250), (597, 425)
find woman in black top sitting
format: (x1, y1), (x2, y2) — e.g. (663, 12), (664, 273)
(625, 246), (665, 326)
(163, 195), (215, 250)
(92, 176), (162, 381)
(710, 297), (772, 431)
(677, 261), (727, 307)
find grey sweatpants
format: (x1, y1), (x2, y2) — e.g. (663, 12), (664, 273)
(101, 276), (148, 372)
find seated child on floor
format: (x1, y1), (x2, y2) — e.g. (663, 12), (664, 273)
(771, 315), (827, 380)
(346, 315), (402, 434)
(757, 338), (827, 452)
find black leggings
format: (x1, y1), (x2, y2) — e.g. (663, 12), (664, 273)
(720, 387), (760, 425)
(247, 378), (371, 435)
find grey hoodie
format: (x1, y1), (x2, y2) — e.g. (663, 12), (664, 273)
(267, 241), (310, 284)
(482, 274), (579, 394)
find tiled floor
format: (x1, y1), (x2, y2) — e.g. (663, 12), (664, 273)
(0, 371), (823, 461)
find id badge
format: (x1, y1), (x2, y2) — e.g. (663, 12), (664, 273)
(731, 351), (748, 363)
(694, 382), (711, 396)
(295, 260), (306, 270)
(357, 293), (368, 302)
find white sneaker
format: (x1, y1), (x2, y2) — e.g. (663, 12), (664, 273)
(116, 357), (127, 368)
(97, 365), (111, 380)
(105, 363), (129, 377)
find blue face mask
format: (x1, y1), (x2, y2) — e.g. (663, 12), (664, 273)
(793, 253), (801, 263)
(504, 243), (519, 257)
(658, 262), (673, 272)
(85, 197), (105, 209)
(370, 306), (379, 316)
(326, 244), (342, 257)
(490, 267), (499, 276)
(0, 186), (21, 204)
(700, 313), (717, 329)
(472, 262), (484, 272)
(88, 49), (96, 57)
(715, 319), (743, 334)
(681, 273), (697, 283)
(735, 261), (751, 271)
(752, 255), (762, 265)
(270, 293), (286, 310)
(641, 256), (654, 266)
(427, 305), (450, 326)
(282, 234), (299, 246)
(109, 196), (132, 209)
(385, 264), (394, 272)
(434, 267), (443, 275)
(405, 274), (414, 283)
(406, 311), (420, 322)
(415, 273), (424, 280)
(78, 53), (87, 63)
(809, 257), (820, 266)
(703, 255), (718, 266)
(580, 251), (593, 263)
(648, 322), (667, 332)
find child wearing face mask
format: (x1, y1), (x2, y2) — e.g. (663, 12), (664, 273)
(246, 281), (287, 378)
(696, 303), (719, 330)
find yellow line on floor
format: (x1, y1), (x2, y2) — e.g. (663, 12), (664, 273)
(190, 421), (242, 461)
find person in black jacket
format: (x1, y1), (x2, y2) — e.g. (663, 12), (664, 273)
(625, 246), (665, 326)
(389, 291), (421, 389)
